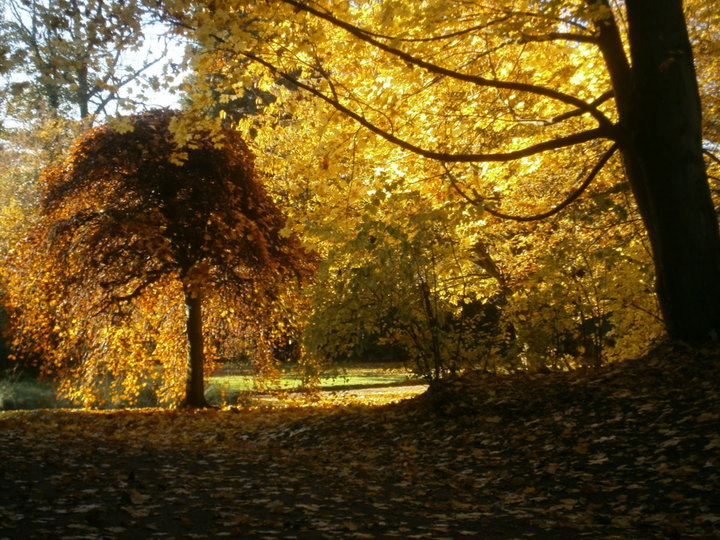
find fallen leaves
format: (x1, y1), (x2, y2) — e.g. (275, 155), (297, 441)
(0, 342), (718, 538)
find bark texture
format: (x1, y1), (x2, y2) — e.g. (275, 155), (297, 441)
(601, 0), (720, 341)
(184, 289), (209, 407)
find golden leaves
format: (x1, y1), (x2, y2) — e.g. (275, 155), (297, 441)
(178, 3), (639, 369)
(107, 116), (134, 134)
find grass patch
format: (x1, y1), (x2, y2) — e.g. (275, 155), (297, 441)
(208, 362), (420, 392)
(205, 362), (424, 406)
(0, 363), (424, 409)
(209, 372), (415, 392)
(0, 376), (61, 410)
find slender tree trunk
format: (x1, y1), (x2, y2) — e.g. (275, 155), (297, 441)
(418, 280), (444, 380)
(183, 288), (209, 407)
(77, 63), (90, 120)
(600, 0), (720, 342)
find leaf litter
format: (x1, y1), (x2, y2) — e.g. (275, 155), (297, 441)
(0, 342), (718, 538)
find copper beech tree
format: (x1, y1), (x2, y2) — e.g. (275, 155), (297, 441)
(9, 109), (313, 407)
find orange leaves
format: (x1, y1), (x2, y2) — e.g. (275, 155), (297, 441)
(4, 109), (315, 407)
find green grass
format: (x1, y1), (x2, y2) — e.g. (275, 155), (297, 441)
(0, 363), (423, 409)
(208, 373), (414, 392)
(204, 363), (425, 407)
(207, 363), (421, 393)
(0, 376), (60, 410)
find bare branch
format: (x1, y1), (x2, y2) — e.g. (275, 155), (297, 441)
(705, 148), (720, 166)
(548, 91), (614, 125)
(90, 55), (166, 116)
(518, 31), (598, 45)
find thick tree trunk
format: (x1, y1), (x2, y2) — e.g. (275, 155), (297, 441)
(183, 289), (209, 407)
(603, 0), (720, 342)
(623, 0), (720, 341)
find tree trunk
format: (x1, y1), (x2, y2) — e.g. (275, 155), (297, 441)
(183, 289), (209, 407)
(77, 63), (90, 120)
(606, 0), (720, 342)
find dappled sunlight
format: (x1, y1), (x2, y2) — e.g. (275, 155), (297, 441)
(0, 383), (428, 453)
(249, 383), (429, 409)
(1, 0), (719, 536)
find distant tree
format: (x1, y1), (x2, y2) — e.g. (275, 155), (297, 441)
(4, 109), (313, 407)
(0, 0), (175, 122)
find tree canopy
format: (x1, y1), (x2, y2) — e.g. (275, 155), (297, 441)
(167, 0), (720, 345)
(0, 0), (178, 122)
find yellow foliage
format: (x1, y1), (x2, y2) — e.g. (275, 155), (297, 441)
(157, 0), (685, 369)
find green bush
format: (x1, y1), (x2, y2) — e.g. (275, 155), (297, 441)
(303, 214), (513, 383)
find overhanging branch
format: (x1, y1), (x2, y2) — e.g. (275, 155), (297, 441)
(444, 142), (619, 221)
(277, 0), (613, 127)
(518, 31), (597, 45)
(92, 268), (168, 316)
(240, 50), (616, 163)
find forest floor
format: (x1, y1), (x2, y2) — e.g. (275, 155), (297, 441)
(0, 342), (718, 539)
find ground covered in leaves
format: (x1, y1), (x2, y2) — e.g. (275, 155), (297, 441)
(1, 343), (718, 539)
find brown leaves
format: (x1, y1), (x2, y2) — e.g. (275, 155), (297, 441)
(0, 343), (718, 537)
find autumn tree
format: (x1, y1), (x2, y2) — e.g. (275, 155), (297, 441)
(169, 0), (720, 344)
(3, 109), (313, 407)
(0, 0), (183, 333)
(0, 1), (183, 387)
(0, 0), (178, 122)
(0, 117), (86, 378)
